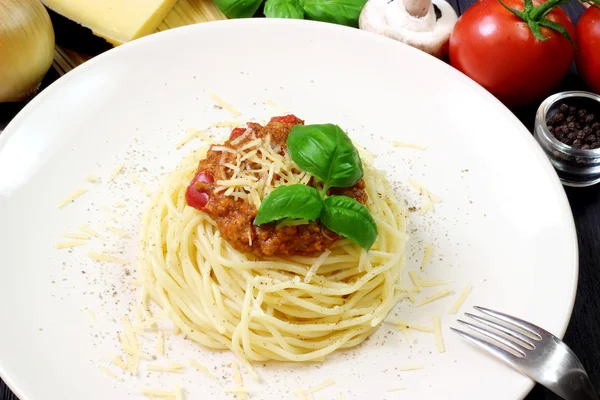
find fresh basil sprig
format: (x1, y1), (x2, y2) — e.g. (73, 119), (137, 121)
(264, 0), (305, 18)
(254, 184), (322, 225)
(213, 0), (365, 27)
(303, 0), (367, 27)
(213, 0), (263, 18)
(320, 196), (377, 250)
(287, 124), (363, 193)
(254, 123), (378, 250)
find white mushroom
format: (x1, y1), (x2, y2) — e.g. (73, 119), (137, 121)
(359, 0), (458, 59)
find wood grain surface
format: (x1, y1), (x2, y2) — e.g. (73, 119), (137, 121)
(1, 2), (598, 399)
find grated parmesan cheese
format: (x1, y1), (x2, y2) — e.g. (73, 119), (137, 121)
(398, 365), (424, 371)
(111, 355), (128, 372)
(450, 285), (472, 314)
(87, 251), (129, 265)
(141, 388), (175, 398)
(232, 362), (246, 400)
(386, 387), (406, 392)
(265, 98), (289, 113)
(174, 384), (182, 400)
(408, 270), (422, 290)
(156, 331), (164, 356)
(420, 279), (453, 287)
(211, 121), (245, 128)
(85, 309), (96, 322)
(57, 187), (88, 208)
(189, 359), (221, 384)
(62, 233), (90, 240)
(80, 225), (105, 239)
(294, 387), (308, 400)
(304, 249), (331, 283)
(107, 163), (124, 182)
(415, 289), (452, 307)
(99, 366), (123, 382)
(308, 378), (335, 393)
(134, 310), (169, 333)
(129, 173), (151, 196)
(392, 141), (426, 150)
(147, 362), (185, 373)
(56, 240), (87, 249)
(176, 128), (201, 149)
(87, 174), (102, 183)
(104, 225), (128, 238)
(210, 92), (241, 116)
(399, 326), (414, 343)
(386, 318), (432, 332)
(433, 314), (445, 353)
(421, 243), (433, 271)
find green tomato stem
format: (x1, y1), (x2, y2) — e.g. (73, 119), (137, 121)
(497, 0), (574, 46)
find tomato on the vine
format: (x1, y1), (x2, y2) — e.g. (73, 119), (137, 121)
(576, 5), (600, 94)
(449, 0), (575, 108)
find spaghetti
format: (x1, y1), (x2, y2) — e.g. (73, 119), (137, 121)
(137, 118), (408, 363)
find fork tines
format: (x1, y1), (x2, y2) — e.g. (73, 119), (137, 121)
(451, 306), (544, 364)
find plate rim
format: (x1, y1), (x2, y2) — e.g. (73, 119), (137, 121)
(0, 18), (579, 400)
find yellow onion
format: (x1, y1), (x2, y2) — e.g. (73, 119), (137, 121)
(0, 0), (55, 103)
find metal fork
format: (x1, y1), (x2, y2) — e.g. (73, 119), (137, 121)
(452, 306), (598, 400)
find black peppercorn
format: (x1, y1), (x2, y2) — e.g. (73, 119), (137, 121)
(586, 135), (597, 143)
(546, 102), (599, 150)
(553, 113), (564, 123)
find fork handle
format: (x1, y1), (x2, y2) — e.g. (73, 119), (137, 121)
(551, 369), (599, 400)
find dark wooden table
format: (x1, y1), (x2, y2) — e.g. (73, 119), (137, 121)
(1, 2), (598, 399)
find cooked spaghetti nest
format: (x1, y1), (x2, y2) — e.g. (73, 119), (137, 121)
(137, 145), (409, 363)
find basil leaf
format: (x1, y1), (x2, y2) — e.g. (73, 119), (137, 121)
(213, 0), (264, 18)
(302, 0), (367, 27)
(264, 0), (305, 18)
(254, 184), (323, 225)
(287, 124), (363, 190)
(320, 196), (377, 250)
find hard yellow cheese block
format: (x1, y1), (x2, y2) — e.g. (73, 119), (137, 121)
(42, 0), (178, 45)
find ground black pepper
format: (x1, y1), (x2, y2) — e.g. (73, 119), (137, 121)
(548, 102), (600, 149)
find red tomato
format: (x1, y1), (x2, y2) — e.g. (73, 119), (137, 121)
(185, 171), (214, 210)
(576, 6), (600, 94)
(449, 0), (575, 107)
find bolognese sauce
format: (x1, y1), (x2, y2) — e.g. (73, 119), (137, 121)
(185, 115), (368, 257)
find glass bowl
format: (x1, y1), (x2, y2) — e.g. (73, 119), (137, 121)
(534, 91), (600, 187)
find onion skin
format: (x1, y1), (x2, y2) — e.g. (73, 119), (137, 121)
(0, 0), (55, 103)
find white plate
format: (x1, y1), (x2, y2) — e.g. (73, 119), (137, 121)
(0, 19), (578, 400)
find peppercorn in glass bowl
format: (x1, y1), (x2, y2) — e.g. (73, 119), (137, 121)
(534, 91), (600, 187)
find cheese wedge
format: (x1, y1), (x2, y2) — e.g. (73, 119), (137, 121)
(42, 0), (178, 45)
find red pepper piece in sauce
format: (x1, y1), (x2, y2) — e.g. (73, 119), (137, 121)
(270, 115), (303, 125)
(229, 127), (246, 140)
(185, 171), (214, 210)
